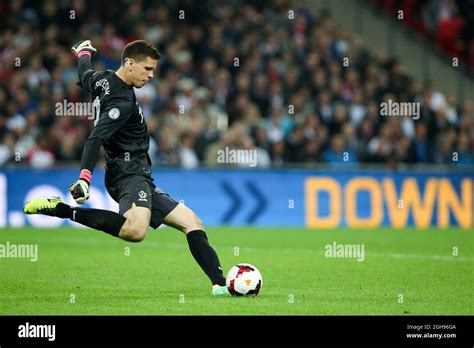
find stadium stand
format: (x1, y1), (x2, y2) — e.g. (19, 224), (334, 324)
(372, 0), (474, 69)
(0, 0), (472, 169)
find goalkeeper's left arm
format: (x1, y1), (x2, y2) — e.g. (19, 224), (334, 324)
(71, 40), (97, 93)
(69, 40), (100, 204)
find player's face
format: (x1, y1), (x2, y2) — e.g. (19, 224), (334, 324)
(129, 57), (158, 88)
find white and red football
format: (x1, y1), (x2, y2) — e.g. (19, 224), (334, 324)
(226, 263), (263, 296)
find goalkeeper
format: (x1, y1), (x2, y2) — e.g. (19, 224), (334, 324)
(24, 40), (229, 296)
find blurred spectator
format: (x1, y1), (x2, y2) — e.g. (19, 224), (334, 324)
(27, 134), (55, 168)
(410, 122), (431, 163)
(323, 134), (358, 164)
(0, 133), (16, 166)
(179, 132), (199, 169)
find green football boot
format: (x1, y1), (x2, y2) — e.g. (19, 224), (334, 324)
(211, 284), (231, 296)
(23, 197), (65, 216)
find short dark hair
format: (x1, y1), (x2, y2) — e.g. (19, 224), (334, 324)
(121, 40), (161, 64)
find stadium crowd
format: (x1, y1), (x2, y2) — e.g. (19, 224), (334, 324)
(0, 0), (473, 169)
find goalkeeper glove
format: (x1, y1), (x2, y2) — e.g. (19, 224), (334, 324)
(69, 170), (91, 204)
(71, 40), (97, 57)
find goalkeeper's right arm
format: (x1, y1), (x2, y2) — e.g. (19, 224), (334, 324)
(69, 137), (103, 204)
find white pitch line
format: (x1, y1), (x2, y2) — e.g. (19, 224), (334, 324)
(31, 235), (474, 262)
(366, 252), (474, 262)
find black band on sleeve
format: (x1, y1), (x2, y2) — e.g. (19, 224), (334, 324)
(80, 137), (104, 173)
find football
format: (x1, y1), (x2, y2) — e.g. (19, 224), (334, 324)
(226, 263), (263, 296)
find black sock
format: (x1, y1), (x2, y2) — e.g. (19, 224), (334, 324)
(55, 203), (126, 237)
(186, 230), (226, 286)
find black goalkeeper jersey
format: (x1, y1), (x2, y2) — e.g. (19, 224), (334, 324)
(78, 68), (152, 183)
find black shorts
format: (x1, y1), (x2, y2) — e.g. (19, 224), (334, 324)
(105, 175), (179, 229)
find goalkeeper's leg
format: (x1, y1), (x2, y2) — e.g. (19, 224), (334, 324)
(24, 198), (150, 242)
(162, 202), (229, 295)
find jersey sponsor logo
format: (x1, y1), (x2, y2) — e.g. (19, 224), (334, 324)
(137, 103), (144, 123)
(95, 78), (110, 95)
(108, 108), (120, 120)
(138, 190), (148, 202)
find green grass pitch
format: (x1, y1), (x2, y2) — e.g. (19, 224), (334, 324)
(1, 226), (472, 315)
